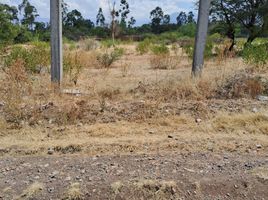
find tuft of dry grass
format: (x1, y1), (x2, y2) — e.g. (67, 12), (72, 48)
(150, 55), (180, 70)
(133, 180), (179, 200)
(19, 182), (43, 199)
(213, 112), (268, 135)
(64, 183), (84, 200)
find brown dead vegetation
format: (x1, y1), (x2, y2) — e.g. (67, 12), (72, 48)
(0, 43), (268, 157)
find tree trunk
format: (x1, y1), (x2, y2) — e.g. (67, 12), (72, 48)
(192, 0), (211, 77)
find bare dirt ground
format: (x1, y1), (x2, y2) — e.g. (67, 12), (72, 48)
(0, 44), (268, 199)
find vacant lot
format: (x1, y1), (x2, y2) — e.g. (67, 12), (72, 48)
(0, 42), (268, 199)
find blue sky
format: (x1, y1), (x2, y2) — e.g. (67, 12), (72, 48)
(3, 0), (196, 25)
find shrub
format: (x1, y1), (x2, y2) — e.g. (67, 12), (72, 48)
(136, 39), (152, 55)
(64, 51), (84, 85)
(0, 59), (32, 124)
(150, 44), (170, 55)
(78, 38), (100, 51)
(150, 55), (180, 70)
(181, 39), (214, 59)
(4, 43), (50, 73)
(242, 43), (268, 69)
(96, 47), (124, 68)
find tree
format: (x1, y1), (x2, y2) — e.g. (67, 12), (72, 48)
(62, 0), (69, 25)
(177, 11), (187, 26)
(0, 3), (19, 43)
(150, 7), (164, 34)
(163, 14), (170, 25)
(187, 11), (195, 24)
(18, 0), (39, 30)
(109, 1), (119, 43)
(119, 0), (130, 28)
(64, 9), (94, 40)
(211, 0), (268, 44)
(96, 8), (106, 27)
(210, 0), (236, 51)
(128, 16), (136, 28)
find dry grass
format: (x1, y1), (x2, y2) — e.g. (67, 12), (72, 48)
(213, 112), (268, 135)
(150, 55), (180, 70)
(18, 182), (43, 199)
(111, 180), (179, 200)
(0, 43), (268, 157)
(63, 183), (84, 200)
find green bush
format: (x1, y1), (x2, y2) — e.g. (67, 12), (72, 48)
(4, 43), (50, 73)
(242, 43), (268, 68)
(181, 39), (214, 59)
(96, 47), (124, 68)
(150, 44), (170, 55)
(101, 39), (121, 48)
(63, 51), (83, 84)
(136, 39), (152, 55)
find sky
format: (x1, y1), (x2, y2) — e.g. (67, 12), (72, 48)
(2, 0), (196, 25)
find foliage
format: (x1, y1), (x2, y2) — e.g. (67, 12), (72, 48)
(0, 3), (19, 44)
(64, 51), (84, 84)
(182, 39), (214, 59)
(18, 0), (39, 30)
(96, 48), (124, 68)
(242, 43), (268, 68)
(150, 7), (164, 34)
(179, 23), (196, 37)
(150, 44), (170, 55)
(136, 39), (152, 54)
(4, 42), (50, 73)
(96, 8), (106, 27)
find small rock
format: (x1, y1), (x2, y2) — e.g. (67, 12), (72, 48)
(48, 187), (54, 193)
(252, 108), (258, 113)
(47, 148), (54, 155)
(195, 118), (202, 123)
(168, 135), (173, 139)
(65, 176), (72, 181)
(256, 144), (262, 149)
(257, 95), (268, 101)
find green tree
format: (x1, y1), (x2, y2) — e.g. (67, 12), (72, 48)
(187, 11), (195, 24)
(119, 0), (130, 28)
(18, 0), (39, 30)
(210, 0), (236, 51)
(211, 0), (268, 44)
(0, 3), (19, 44)
(150, 7), (164, 34)
(163, 14), (170, 25)
(128, 16), (136, 28)
(177, 11), (187, 26)
(96, 8), (106, 27)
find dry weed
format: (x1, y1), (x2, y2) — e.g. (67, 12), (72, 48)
(19, 182), (43, 199)
(150, 55), (180, 70)
(64, 183), (84, 200)
(213, 112), (268, 135)
(0, 59), (32, 124)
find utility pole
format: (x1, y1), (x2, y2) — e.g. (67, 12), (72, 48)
(50, 0), (63, 84)
(192, 0), (211, 77)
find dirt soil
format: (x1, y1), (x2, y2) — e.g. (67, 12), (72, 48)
(0, 153), (268, 200)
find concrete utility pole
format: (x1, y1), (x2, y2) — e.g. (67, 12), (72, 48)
(192, 0), (211, 77)
(50, 0), (63, 84)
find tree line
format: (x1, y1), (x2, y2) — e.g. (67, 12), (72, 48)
(0, 0), (267, 45)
